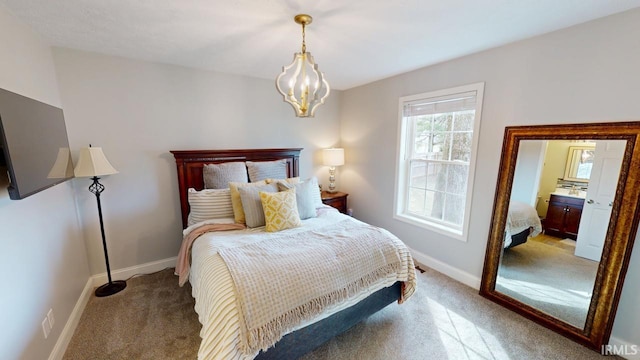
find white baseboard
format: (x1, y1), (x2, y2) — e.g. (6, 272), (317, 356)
(409, 247), (482, 289)
(48, 278), (93, 360)
(91, 256), (177, 287)
(49, 256), (178, 360)
(607, 337), (640, 359)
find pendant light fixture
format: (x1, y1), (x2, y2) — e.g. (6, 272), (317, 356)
(276, 14), (330, 117)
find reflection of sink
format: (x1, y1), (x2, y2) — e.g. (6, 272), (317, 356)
(552, 188), (587, 199)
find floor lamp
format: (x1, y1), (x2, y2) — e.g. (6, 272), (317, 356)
(74, 146), (126, 297)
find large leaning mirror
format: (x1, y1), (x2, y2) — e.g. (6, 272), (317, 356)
(480, 121), (640, 351)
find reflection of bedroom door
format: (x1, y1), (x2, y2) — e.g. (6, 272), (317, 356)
(574, 140), (625, 261)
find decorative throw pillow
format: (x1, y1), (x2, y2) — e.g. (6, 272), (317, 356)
(260, 189), (302, 232)
(238, 183), (279, 228)
(229, 180), (268, 224)
(276, 180), (317, 220)
(187, 188), (234, 226)
(246, 159), (287, 182)
(304, 177), (323, 208)
(203, 162), (248, 189)
(266, 177), (300, 185)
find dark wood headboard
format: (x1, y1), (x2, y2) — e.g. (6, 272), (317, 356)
(170, 148), (302, 228)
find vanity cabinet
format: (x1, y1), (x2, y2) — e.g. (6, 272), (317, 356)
(544, 194), (584, 240)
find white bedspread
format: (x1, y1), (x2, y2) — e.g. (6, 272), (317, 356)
(187, 207), (416, 360)
(504, 201), (543, 248)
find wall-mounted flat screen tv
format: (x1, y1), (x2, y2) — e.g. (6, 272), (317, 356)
(0, 88), (74, 200)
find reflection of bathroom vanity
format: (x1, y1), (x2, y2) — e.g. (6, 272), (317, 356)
(541, 144), (592, 240)
(544, 191), (585, 240)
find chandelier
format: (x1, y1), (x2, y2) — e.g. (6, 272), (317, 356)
(276, 14), (330, 117)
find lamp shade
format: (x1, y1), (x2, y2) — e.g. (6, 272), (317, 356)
(47, 147), (74, 179)
(323, 148), (344, 167)
(74, 147), (118, 177)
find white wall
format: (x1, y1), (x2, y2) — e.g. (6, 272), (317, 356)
(0, 5), (90, 360)
(339, 8), (640, 346)
(52, 48), (342, 275)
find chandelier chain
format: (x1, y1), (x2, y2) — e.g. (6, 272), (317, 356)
(301, 23), (306, 54)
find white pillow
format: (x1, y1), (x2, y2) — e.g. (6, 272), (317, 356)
(187, 188), (234, 226)
(303, 177), (323, 208)
(276, 180), (317, 220)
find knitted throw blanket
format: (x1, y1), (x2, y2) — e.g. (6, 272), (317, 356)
(218, 219), (415, 355)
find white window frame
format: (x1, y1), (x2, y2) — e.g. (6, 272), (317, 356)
(394, 82), (484, 241)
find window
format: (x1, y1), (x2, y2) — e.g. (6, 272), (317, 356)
(395, 83), (484, 240)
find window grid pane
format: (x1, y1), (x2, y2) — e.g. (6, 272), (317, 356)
(406, 159), (469, 227)
(404, 109), (475, 228)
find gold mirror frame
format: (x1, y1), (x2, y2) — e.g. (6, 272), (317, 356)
(479, 121), (640, 351)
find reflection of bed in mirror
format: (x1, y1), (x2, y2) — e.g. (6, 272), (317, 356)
(504, 201), (542, 249)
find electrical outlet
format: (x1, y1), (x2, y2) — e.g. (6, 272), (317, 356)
(47, 309), (55, 329)
(42, 318), (50, 339)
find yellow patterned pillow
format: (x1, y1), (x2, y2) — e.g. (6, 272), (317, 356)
(265, 177), (300, 185)
(259, 189), (302, 232)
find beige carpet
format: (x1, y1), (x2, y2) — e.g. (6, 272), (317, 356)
(496, 236), (599, 328)
(63, 266), (616, 360)
(63, 269), (201, 360)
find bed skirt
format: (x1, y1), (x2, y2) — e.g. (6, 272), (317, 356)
(506, 228), (530, 249)
(254, 282), (402, 359)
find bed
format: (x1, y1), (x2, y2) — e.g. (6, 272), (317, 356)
(504, 200), (543, 249)
(170, 148), (416, 359)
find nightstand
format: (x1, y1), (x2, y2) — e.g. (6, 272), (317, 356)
(321, 191), (348, 214)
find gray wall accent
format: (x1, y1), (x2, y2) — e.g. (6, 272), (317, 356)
(0, 4), (90, 360)
(52, 48), (342, 276)
(339, 8), (640, 345)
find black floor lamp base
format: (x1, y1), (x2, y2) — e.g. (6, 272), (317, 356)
(95, 280), (127, 297)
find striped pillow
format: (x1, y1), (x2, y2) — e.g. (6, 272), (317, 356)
(238, 183), (279, 228)
(187, 188), (234, 226)
(246, 159), (287, 182)
(229, 180), (268, 224)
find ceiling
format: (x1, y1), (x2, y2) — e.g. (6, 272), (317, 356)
(2, 0), (640, 90)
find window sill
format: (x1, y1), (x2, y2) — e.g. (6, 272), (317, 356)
(393, 213), (467, 242)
